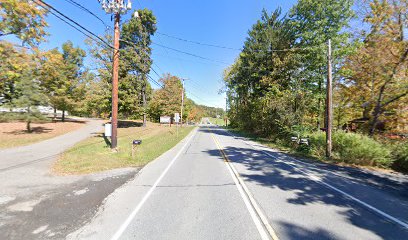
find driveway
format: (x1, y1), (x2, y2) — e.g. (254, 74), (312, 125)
(0, 119), (139, 239)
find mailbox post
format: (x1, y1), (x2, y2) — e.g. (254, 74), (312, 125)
(131, 139), (142, 158)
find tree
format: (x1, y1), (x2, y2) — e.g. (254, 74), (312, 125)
(343, 0), (408, 135)
(0, 41), (28, 106)
(0, 0), (48, 46)
(85, 9), (156, 120)
(40, 41), (86, 121)
(289, 0), (355, 129)
(224, 0), (355, 138)
(121, 9), (157, 126)
(7, 48), (48, 132)
(148, 74), (184, 122)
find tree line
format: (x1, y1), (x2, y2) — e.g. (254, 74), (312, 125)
(223, 0), (407, 171)
(224, 0), (407, 137)
(0, 2), (222, 131)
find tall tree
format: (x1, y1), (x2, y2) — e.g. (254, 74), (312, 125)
(343, 0), (408, 135)
(40, 41), (86, 121)
(7, 48), (48, 132)
(224, 0), (355, 137)
(121, 9), (157, 126)
(148, 74), (184, 122)
(289, 0), (355, 129)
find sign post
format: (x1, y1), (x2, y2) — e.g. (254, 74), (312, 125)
(175, 113), (180, 137)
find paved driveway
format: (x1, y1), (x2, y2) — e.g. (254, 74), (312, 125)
(0, 119), (139, 239)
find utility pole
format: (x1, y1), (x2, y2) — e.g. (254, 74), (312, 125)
(111, 11), (120, 149)
(180, 78), (188, 126)
(225, 97), (228, 127)
(326, 39), (333, 158)
(99, 0), (132, 150)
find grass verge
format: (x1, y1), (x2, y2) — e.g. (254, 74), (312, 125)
(208, 117), (225, 126)
(227, 127), (402, 173)
(53, 122), (194, 175)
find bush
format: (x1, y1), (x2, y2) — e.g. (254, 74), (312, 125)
(306, 131), (393, 167)
(308, 131), (326, 158)
(392, 142), (408, 173)
(0, 112), (27, 122)
(0, 112), (48, 123)
(332, 131), (392, 167)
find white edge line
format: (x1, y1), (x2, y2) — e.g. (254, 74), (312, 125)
(224, 129), (408, 230)
(110, 128), (198, 240)
(260, 149), (408, 230)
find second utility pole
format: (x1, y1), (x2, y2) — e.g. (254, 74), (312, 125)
(326, 39), (333, 158)
(111, 9), (120, 149)
(180, 78), (188, 126)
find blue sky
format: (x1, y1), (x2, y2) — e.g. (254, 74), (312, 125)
(37, 0), (297, 108)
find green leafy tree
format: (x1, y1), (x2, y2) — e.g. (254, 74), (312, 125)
(85, 9), (156, 120)
(121, 9), (157, 126)
(224, 0), (355, 137)
(7, 49), (48, 131)
(148, 74), (184, 122)
(288, 0), (355, 129)
(40, 41), (86, 121)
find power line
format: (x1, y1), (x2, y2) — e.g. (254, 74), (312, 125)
(61, 0), (110, 28)
(152, 42), (230, 65)
(52, 0), (312, 55)
(35, 0), (113, 49)
(156, 32), (241, 51)
(156, 32), (313, 53)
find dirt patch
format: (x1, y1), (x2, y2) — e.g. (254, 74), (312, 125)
(0, 121), (86, 149)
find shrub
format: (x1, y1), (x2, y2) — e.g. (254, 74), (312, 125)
(332, 131), (392, 167)
(305, 131), (392, 167)
(308, 131), (326, 158)
(392, 142), (408, 173)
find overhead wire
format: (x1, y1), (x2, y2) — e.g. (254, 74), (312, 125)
(40, 0), (233, 108)
(34, 0), (113, 49)
(156, 32), (241, 51)
(61, 0), (110, 28)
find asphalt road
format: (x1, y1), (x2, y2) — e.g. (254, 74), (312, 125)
(70, 126), (408, 240)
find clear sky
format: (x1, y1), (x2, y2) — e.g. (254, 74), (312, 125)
(36, 0), (298, 109)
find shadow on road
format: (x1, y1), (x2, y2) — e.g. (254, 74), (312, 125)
(202, 127), (408, 239)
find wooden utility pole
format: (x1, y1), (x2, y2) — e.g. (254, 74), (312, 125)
(180, 78), (188, 126)
(142, 79), (147, 127)
(326, 39), (333, 158)
(111, 10), (120, 149)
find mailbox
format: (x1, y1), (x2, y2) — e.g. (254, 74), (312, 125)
(105, 123), (112, 137)
(131, 139), (142, 158)
(132, 140), (142, 145)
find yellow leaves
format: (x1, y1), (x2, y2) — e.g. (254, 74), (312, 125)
(0, 0), (48, 45)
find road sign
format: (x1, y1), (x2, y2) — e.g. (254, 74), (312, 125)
(175, 113), (180, 123)
(160, 116), (171, 124)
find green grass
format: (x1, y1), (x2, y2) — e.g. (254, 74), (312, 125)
(208, 117), (225, 126)
(54, 123), (195, 175)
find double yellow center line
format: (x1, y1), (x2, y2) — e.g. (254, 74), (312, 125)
(210, 131), (280, 240)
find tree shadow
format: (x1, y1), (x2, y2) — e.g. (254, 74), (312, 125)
(276, 221), (339, 240)
(5, 127), (53, 135)
(203, 130), (408, 239)
(118, 120), (143, 128)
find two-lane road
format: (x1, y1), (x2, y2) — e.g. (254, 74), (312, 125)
(70, 126), (408, 240)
